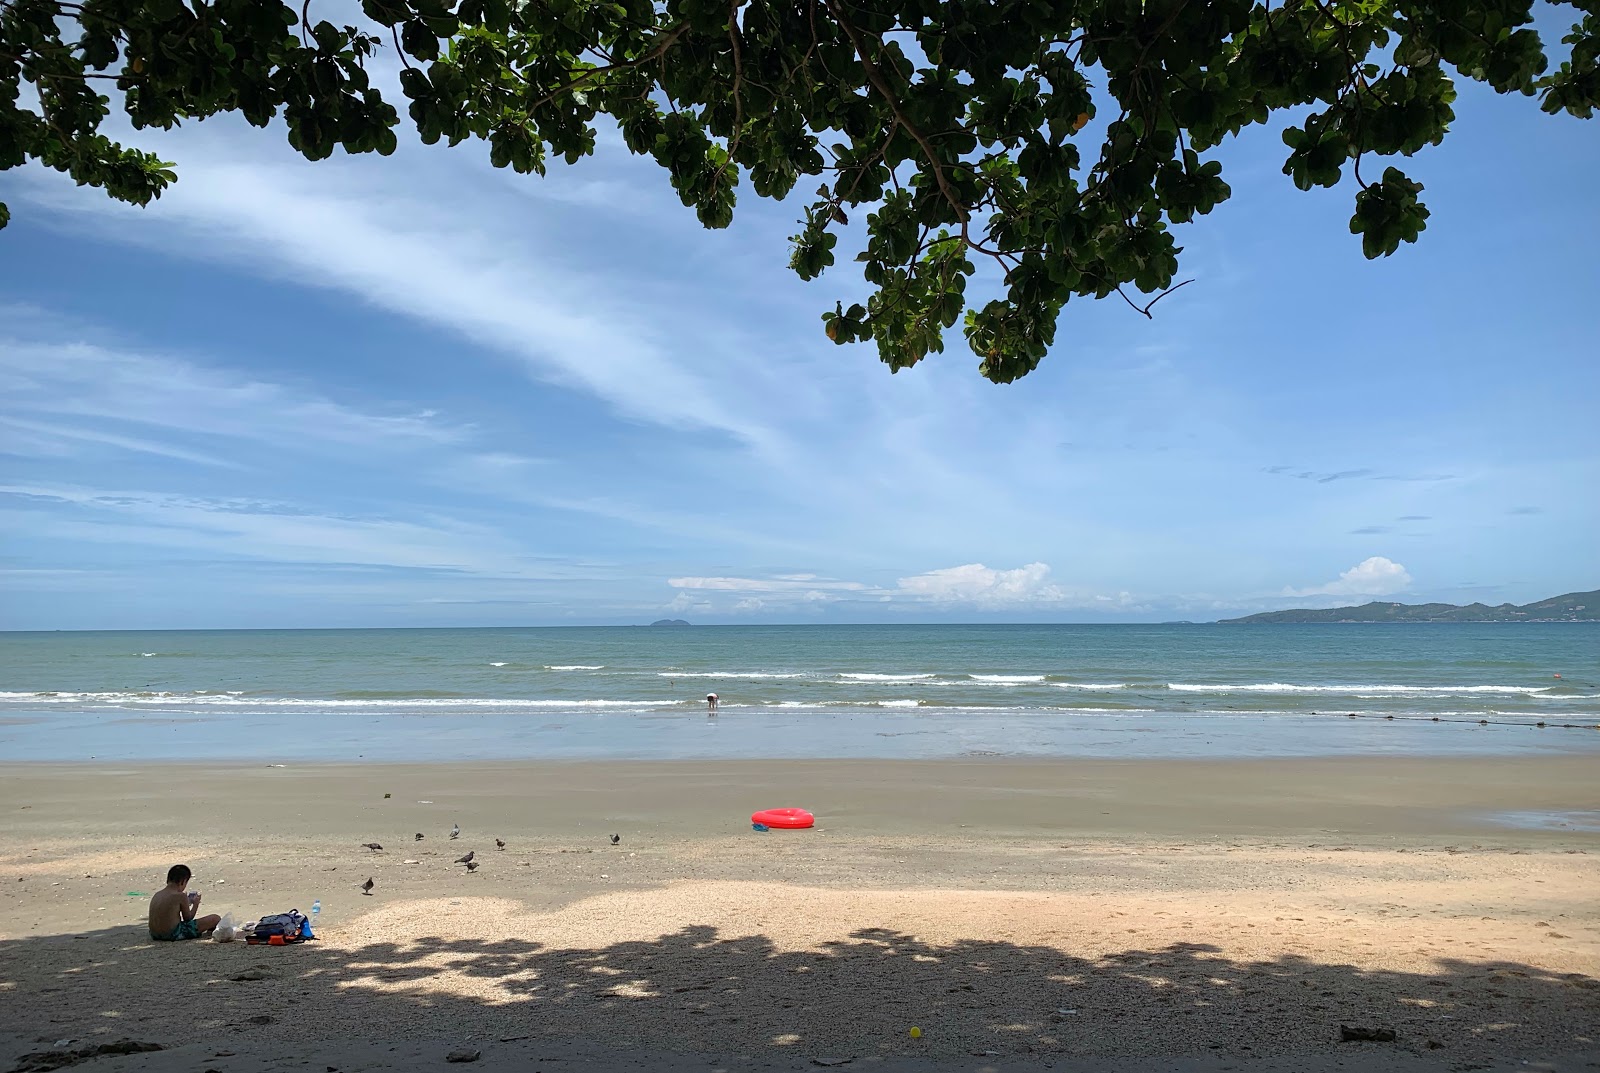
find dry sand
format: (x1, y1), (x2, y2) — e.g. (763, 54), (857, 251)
(1, 757), (1597, 1072)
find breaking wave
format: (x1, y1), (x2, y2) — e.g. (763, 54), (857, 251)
(839, 673), (936, 682)
(1166, 682), (1553, 695)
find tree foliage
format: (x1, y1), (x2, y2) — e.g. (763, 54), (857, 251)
(2, 0), (1594, 380)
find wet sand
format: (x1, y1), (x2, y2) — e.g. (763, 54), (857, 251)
(1, 756), (1597, 1072)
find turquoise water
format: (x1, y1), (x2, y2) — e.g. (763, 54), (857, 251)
(1, 624), (1596, 761)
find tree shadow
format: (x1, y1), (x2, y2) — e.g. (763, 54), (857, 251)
(1, 920), (1596, 1063)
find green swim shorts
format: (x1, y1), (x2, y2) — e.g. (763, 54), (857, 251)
(152, 919), (201, 942)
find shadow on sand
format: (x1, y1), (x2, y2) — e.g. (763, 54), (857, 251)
(2, 921), (1596, 1065)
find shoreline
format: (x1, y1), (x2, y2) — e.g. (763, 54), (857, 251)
(4, 705), (1597, 764)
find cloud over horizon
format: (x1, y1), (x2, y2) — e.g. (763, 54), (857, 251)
(1284, 557), (1414, 599)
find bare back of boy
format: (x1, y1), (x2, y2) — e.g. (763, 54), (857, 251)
(148, 880), (219, 941)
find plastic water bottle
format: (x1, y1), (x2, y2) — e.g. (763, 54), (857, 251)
(311, 899), (321, 920)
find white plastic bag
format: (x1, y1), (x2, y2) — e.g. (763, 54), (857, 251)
(213, 912), (237, 942)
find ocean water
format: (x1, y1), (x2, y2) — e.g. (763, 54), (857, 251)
(1, 624), (1596, 762)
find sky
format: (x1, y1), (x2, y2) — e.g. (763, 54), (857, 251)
(1, 48), (1597, 629)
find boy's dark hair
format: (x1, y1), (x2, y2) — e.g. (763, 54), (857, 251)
(166, 864), (192, 885)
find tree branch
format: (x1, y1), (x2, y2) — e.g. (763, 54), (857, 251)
(1306, 0), (1372, 189)
(390, 24), (412, 71)
(1117, 277), (1195, 318)
(521, 22), (688, 114)
(823, 0), (968, 226)
(0, 50), (140, 81)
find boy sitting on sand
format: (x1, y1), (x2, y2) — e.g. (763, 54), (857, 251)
(148, 864), (220, 941)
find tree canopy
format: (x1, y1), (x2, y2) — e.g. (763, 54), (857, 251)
(2, 0), (1594, 380)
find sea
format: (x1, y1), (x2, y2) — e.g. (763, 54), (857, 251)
(1, 624), (1597, 763)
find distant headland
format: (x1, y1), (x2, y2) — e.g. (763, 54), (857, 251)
(649, 618), (691, 626)
(1221, 589), (1597, 624)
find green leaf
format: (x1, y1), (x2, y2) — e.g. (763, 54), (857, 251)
(0, 0), (1588, 382)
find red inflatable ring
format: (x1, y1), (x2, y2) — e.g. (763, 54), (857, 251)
(751, 807), (814, 829)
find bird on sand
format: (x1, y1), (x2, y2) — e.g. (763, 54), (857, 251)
(360, 878), (375, 895)
(495, 839), (505, 851)
(454, 850), (475, 865)
(414, 832), (424, 841)
(465, 861), (480, 873)
(610, 834), (620, 845)
(362, 842), (383, 851)
(450, 824), (461, 840)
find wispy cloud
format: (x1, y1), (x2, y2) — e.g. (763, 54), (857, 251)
(1263, 466), (1376, 483)
(1371, 473), (1456, 483)
(668, 575), (869, 593)
(1265, 466), (1456, 484)
(0, 415), (241, 468)
(12, 133), (781, 453)
(0, 484), (585, 579)
(2, 338), (464, 461)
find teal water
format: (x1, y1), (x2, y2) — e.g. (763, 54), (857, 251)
(1, 624), (1596, 761)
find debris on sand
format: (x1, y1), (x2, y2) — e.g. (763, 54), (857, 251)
(12, 1038), (163, 1072)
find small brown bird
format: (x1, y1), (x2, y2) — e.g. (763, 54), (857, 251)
(465, 861), (480, 873)
(414, 832), (424, 841)
(609, 833), (620, 845)
(495, 839), (505, 851)
(362, 842), (383, 851)
(360, 877), (375, 895)
(454, 850), (475, 865)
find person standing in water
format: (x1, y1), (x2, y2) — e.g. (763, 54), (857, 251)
(706, 692), (718, 716)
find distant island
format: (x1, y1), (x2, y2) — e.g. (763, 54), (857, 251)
(1221, 589), (1597, 624)
(650, 618), (691, 626)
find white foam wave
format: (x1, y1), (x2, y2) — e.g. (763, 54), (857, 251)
(876, 699), (921, 707)
(658, 671), (808, 679)
(0, 691), (678, 710)
(1055, 682), (1130, 691)
(488, 662), (508, 667)
(139, 652), (156, 657)
(1166, 682), (1552, 695)
(839, 673), (936, 682)
(969, 674), (1045, 683)
(546, 665), (604, 671)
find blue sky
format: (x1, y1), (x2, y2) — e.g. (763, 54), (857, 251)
(1, 61), (1596, 629)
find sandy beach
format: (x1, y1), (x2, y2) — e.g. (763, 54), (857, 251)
(2, 756), (1597, 1072)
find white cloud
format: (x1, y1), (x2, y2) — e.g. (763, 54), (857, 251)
(665, 563), (1137, 613)
(894, 562), (1063, 608)
(668, 591), (711, 613)
(1284, 556), (1413, 598)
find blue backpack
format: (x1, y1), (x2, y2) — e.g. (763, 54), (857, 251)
(247, 910), (313, 944)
